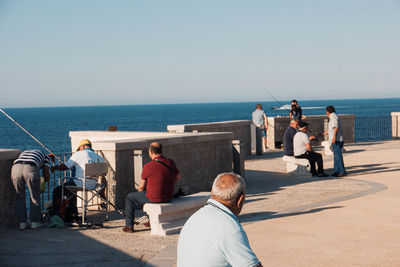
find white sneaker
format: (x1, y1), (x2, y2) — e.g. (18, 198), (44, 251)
(31, 222), (43, 229)
(19, 222), (27, 231)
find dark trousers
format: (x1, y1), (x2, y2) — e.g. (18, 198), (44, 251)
(124, 191), (150, 228)
(296, 151), (324, 174)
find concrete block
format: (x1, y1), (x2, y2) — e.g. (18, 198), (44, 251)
(282, 156), (311, 177)
(321, 141), (333, 156)
(143, 192), (210, 236)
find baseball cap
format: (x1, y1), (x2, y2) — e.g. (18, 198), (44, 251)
(77, 139), (91, 151)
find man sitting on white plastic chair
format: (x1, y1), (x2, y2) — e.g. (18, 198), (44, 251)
(51, 139), (105, 222)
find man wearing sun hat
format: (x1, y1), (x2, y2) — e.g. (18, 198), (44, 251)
(51, 139), (105, 221)
(294, 121), (328, 177)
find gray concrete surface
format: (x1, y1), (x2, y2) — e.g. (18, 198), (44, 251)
(1, 141), (399, 266)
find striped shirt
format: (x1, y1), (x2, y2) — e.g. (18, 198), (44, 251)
(14, 150), (51, 168)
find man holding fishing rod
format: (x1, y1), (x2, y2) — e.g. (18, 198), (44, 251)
(51, 139), (105, 222)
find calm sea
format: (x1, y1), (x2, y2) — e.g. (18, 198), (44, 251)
(1, 98), (400, 154)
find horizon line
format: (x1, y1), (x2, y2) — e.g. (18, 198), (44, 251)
(2, 96), (400, 109)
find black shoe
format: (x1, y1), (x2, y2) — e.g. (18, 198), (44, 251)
(311, 172), (318, 177)
(331, 172), (339, 177)
(317, 173), (329, 177)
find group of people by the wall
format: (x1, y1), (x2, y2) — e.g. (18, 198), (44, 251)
(282, 101), (347, 177)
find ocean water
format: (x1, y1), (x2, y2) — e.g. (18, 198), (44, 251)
(1, 98), (400, 154)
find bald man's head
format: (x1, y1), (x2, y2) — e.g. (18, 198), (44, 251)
(149, 142), (162, 155)
(211, 173), (246, 204)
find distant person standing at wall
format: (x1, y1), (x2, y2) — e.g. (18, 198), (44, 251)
(283, 120), (299, 156)
(289, 99), (306, 121)
(324, 106), (347, 177)
(252, 104), (269, 154)
(123, 142), (180, 233)
(11, 150), (51, 230)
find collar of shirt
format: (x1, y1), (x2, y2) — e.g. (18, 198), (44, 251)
(82, 148), (94, 152)
(153, 155), (164, 160)
(207, 198), (238, 221)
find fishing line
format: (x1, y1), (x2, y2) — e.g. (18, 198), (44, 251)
(258, 84), (291, 112)
(257, 86), (322, 139)
(0, 108), (63, 163)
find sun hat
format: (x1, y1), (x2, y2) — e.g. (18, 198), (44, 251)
(77, 139), (91, 151)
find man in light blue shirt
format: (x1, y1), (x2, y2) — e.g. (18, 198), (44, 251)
(252, 104), (268, 155)
(177, 173), (262, 267)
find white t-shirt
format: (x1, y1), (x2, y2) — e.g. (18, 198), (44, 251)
(293, 131), (309, 156)
(65, 149), (105, 189)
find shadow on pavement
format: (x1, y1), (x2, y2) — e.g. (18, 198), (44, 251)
(0, 227), (151, 267)
(342, 149), (365, 154)
(239, 206), (343, 224)
(244, 169), (332, 197)
(346, 162), (400, 176)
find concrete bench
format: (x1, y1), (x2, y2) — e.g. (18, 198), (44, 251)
(143, 191), (210, 236)
(282, 155), (311, 177)
(321, 141), (345, 156)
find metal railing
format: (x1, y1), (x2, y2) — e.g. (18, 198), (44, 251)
(355, 116), (392, 143)
(39, 153), (72, 210)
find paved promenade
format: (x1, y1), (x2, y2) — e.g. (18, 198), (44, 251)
(1, 140), (399, 266)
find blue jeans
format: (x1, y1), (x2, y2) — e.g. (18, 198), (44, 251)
(332, 141), (346, 174)
(124, 191), (150, 228)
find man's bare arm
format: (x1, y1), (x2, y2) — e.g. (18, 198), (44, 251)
(306, 143), (312, 152)
(138, 179), (147, 192)
(175, 173), (181, 184)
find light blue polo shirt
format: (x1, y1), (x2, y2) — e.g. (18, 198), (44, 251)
(252, 109), (266, 127)
(177, 199), (260, 267)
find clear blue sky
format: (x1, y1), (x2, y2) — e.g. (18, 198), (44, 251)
(1, 0), (399, 107)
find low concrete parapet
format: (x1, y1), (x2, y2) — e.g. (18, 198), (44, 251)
(0, 149), (21, 228)
(143, 191), (209, 236)
(70, 131), (235, 210)
(282, 155), (311, 177)
(167, 120), (251, 157)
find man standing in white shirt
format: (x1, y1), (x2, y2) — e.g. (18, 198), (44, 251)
(325, 106), (347, 177)
(294, 121), (328, 177)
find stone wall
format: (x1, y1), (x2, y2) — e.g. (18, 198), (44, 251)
(266, 115), (355, 148)
(70, 131), (236, 210)
(0, 149), (20, 228)
(392, 112), (400, 139)
(167, 120), (251, 157)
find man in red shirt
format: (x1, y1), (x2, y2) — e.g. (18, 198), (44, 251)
(123, 142), (180, 233)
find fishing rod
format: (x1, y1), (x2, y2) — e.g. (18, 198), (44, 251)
(0, 108), (63, 163)
(257, 86), (323, 140)
(258, 84), (291, 112)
